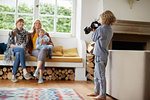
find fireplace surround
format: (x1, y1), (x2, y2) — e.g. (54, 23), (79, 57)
(106, 20), (150, 100)
(110, 20), (150, 50)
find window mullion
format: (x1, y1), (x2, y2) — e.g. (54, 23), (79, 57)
(34, 0), (39, 21)
(72, 0), (76, 37)
(15, 0), (18, 23)
(54, 0), (57, 34)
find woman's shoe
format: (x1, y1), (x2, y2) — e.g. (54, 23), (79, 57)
(11, 77), (18, 83)
(23, 73), (31, 80)
(38, 77), (43, 84)
(33, 70), (39, 77)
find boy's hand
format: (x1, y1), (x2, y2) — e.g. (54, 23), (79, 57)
(40, 39), (44, 45)
(91, 29), (96, 32)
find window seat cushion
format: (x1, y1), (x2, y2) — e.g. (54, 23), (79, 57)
(0, 54), (82, 63)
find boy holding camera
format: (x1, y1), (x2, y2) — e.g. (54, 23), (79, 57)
(87, 10), (116, 100)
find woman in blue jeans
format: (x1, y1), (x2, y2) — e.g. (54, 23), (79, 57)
(4, 18), (31, 82)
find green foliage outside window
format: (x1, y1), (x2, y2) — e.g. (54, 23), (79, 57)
(0, 14), (14, 30)
(40, 3), (54, 15)
(18, 15), (33, 31)
(0, 5), (15, 12)
(57, 6), (71, 16)
(57, 18), (71, 33)
(0, 3), (72, 33)
(40, 16), (54, 32)
(18, 3), (33, 13)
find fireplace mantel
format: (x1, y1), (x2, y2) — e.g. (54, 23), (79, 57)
(112, 20), (150, 36)
(110, 20), (150, 50)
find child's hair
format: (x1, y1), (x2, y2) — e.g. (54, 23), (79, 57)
(37, 28), (46, 35)
(100, 10), (116, 25)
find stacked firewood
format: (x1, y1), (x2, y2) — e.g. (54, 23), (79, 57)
(0, 66), (74, 80)
(86, 41), (95, 81)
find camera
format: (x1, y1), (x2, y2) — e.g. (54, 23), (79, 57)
(84, 21), (101, 34)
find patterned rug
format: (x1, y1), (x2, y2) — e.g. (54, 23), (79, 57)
(0, 88), (84, 100)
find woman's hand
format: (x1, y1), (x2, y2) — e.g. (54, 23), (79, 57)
(25, 49), (29, 54)
(10, 44), (21, 48)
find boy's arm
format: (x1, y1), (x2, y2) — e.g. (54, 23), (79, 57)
(43, 35), (50, 42)
(36, 38), (40, 49)
(91, 27), (101, 42)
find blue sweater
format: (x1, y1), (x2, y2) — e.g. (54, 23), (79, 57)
(92, 25), (113, 59)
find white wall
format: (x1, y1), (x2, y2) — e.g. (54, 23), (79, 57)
(78, 0), (150, 44)
(103, 0), (150, 22)
(76, 0), (102, 44)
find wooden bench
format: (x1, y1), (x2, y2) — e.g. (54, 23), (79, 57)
(0, 32), (87, 81)
(0, 55), (83, 67)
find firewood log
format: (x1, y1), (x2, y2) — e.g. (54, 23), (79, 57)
(44, 72), (47, 76)
(68, 69), (72, 73)
(52, 68), (55, 71)
(18, 76), (23, 80)
(86, 53), (94, 60)
(3, 67), (7, 72)
(0, 69), (3, 75)
(65, 71), (68, 75)
(27, 67), (31, 73)
(49, 75), (52, 80)
(2, 73), (7, 79)
(65, 76), (69, 80)
(87, 73), (94, 81)
(47, 69), (52, 74)
(87, 41), (95, 54)
(7, 68), (12, 72)
(45, 76), (49, 80)
(18, 67), (22, 72)
(87, 62), (94, 68)
(30, 66), (35, 72)
(69, 74), (74, 80)
(62, 70), (65, 74)
(16, 72), (20, 76)
(43, 76), (46, 80)
(58, 69), (61, 73)
(86, 67), (94, 75)
(7, 72), (12, 80)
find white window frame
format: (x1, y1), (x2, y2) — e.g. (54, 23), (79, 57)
(0, 0), (76, 37)
(37, 0), (76, 37)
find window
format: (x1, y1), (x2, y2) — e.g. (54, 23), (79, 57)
(0, 0), (74, 34)
(17, 0), (34, 30)
(0, 0), (15, 30)
(0, 0), (33, 30)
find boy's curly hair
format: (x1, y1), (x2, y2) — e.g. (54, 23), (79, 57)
(100, 10), (116, 25)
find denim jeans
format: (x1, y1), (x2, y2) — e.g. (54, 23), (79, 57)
(12, 47), (26, 75)
(94, 56), (107, 98)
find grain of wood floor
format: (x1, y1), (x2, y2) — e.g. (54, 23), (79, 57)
(0, 80), (115, 100)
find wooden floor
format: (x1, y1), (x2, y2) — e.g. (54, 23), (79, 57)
(0, 80), (115, 100)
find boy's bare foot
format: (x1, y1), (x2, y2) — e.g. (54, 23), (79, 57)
(87, 93), (98, 96)
(93, 96), (106, 100)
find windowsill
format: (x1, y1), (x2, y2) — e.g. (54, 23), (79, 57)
(0, 29), (76, 38)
